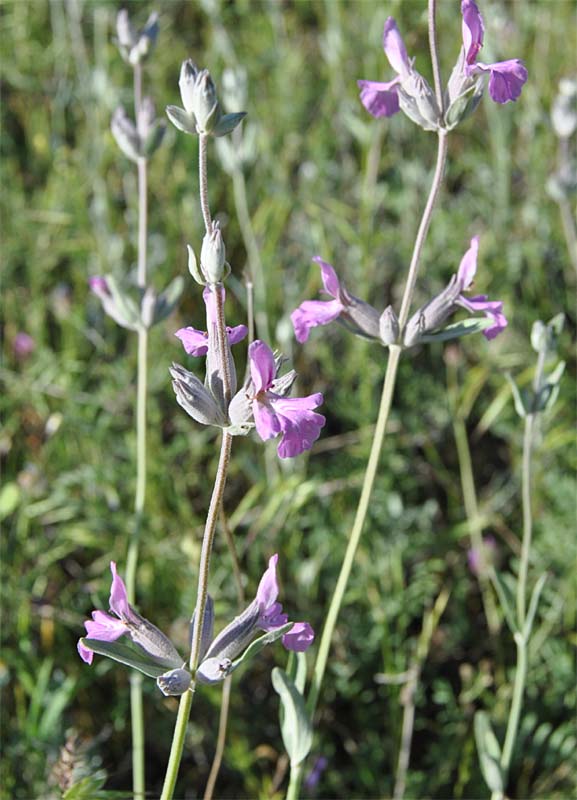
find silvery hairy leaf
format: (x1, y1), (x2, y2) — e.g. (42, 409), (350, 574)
(79, 637), (177, 679)
(212, 112), (247, 138)
(166, 105), (197, 135)
(272, 667), (313, 767)
(474, 711), (503, 794)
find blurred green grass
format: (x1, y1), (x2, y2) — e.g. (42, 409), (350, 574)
(1, 0), (575, 798)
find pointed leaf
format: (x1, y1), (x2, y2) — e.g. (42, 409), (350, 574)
(272, 667), (312, 767)
(524, 573), (547, 640)
(212, 111), (247, 137)
(489, 569), (518, 635)
(506, 373), (528, 419)
(166, 105), (196, 135)
(80, 637), (170, 678)
(474, 711), (504, 794)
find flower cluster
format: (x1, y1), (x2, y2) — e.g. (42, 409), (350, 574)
(291, 237), (507, 348)
(359, 0), (527, 131)
(173, 287), (325, 458)
(78, 559), (314, 693)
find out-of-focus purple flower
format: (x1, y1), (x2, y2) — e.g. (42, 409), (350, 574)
(256, 554), (315, 652)
(175, 286), (247, 356)
(454, 237), (508, 339)
(291, 258), (348, 343)
(304, 756), (329, 792)
(77, 562), (138, 664)
(12, 332), (35, 359)
(357, 17), (411, 118)
(467, 535), (497, 575)
(88, 276), (109, 296)
(249, 340), (325, 459)
(461, 0), (527, 104)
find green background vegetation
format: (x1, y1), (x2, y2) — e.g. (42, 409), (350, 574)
(1, 0), (575, 798)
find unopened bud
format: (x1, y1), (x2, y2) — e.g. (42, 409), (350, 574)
(157, 668), (191, 696)
(111, 106), (140, 162)
(379, 305), (399, 345)
(398, 73), (441, 131)
(200, 222), (226, 284)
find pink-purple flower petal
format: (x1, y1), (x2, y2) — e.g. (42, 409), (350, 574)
(175, 326), (209, 356)
(249, 339), (276, 393)
(256, 554), (280, 609)
(282, 621), (315, 652)
(357, 78), (400, 118)
(108, 562), (133, 620)
(456, 235), (479, 290)
(383, 17), (411, 77)
(291, 299), (345, 343)
(315, 256), (341, 298)
(485, 59), (528, 104)
(458, 294), (508, 339)
(253, 399), (281, 441)
(270, 394), (325, 459)
(461, 0), (484, 65)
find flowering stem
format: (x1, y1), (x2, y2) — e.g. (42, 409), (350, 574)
(397, 130), (447, 329)
(203, 674), (233, 800)
(295, 31), (449, 787)
(160, 430), (233, 800)
(124, 60), (148, 800)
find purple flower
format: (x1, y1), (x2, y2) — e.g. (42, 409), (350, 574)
(357, 17), (412, 118)
(291, 258), (349, 343)
(78, 562), (182, 668)
(77, 562), (138, 664)
(304, 756), (329, 792)
(175, 286), (247, 356)
(256, 554), (314, 652)
(454, 237), (508, 339)
(461, 0), (527, 104)
(467, 535), (497, 575)
(88, 276), (109, 296)
(249, 340), (325, 458)
(12, 332), (35, 359)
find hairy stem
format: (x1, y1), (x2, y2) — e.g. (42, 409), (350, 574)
(428, 0), (444, 114)
(203, 675), (233, 800)
(199, 134), (213, 233)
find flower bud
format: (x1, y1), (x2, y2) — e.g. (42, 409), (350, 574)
(403, 276), (461, 347)
(203, 601), (261, 664)
(379, 305), (400, 345)
(156, 668), (192, 696)
(196, 656), (233, 684)
(170, 363), (228, 427)
(200, 222), (226, 284)
(398, 73), (441, 131)
(178, 59), (200, 115)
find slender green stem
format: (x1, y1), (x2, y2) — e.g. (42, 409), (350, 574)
(500, 411), (535, 777)
(286, 761), (304, 800)
(124, 60), (148, 800)
(160, 431), (233, 800)
(447, 363), (500, 635)
(501, 631), (528, 776)
(306, 344), (401, 719)
(203, 674), (233, 800)
(398, 131), (447, 330)
(307, 124), (449, 720)
(517, 413), (535, 627)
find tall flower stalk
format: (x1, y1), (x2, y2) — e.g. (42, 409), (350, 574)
(286, 1), (524, 796)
